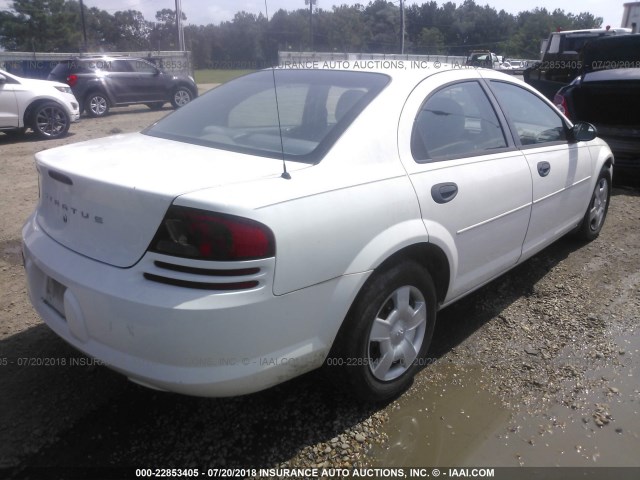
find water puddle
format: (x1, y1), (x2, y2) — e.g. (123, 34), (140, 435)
(371, 364), (509, 466)
(370, 328), (639, 467)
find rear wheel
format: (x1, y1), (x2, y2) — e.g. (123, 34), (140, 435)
(171, 86), (193, 108)
(85, 92), (109, 117)
(328, 261), (437, 403)
(30, 102), (70, 139)
(576, 167), (611, 241)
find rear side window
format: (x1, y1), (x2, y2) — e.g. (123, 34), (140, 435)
(144, 69), (389, 163)
(78, 60), (114, 72)
(411, 81), (507, 161)
(50, 61), (92, 75)
(490, 81), (567, 146)
(108, 60), (133, 72)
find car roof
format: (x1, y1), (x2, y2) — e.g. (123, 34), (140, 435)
(583, 68), (640, 82)
(269, 65), (537, 109)
(274, 62), (518, 85)
(552, 27), (632, 36)
(585, 33), (640, 47)
(72, 55), (144, 62)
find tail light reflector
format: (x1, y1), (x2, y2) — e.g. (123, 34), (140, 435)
(149, 206), (275, 261)
(67, 74), (78, 87)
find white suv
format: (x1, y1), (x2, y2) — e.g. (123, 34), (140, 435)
(0, 69), (80, 140)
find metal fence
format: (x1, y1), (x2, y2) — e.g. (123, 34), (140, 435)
(0, 51), (193, 79)
(279, 51), (468, 66)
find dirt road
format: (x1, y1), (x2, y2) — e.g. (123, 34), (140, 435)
(1, 102), (639, 477)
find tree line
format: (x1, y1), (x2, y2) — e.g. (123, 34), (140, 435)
(0, 0), (603, 67)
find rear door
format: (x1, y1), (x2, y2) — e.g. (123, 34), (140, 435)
(398, 70), (533, 302)
(487, 80), (593, 257)
(104, 60), (137, 103)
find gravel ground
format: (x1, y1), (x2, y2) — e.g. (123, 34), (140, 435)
(1, 95), (639, 476)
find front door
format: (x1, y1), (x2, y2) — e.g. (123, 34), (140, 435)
(487, 80), (593, 258)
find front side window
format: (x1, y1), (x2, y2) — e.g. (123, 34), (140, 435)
(131, 60), (157, 74)
(490, 81), (567, 146)
(548, 34), (561, 54)
(411, 81), (507, 161)
(144, 69), (389, 163)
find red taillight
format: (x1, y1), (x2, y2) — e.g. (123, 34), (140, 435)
(149, 206), (275, 261)
(66, 74), (78, 87)
(554, 93), (569, 118)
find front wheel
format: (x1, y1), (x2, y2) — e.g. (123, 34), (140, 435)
(327, 261), (437, 403)
(576, 167), (611, 241)
(31, 102), (70, 139)
(171, 86), (193, 108)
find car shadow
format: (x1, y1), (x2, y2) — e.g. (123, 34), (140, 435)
(1, 321), (378, 472)
(85, 105), (172, 118)
(612, 183), (640, 195)
(0, 130), (78, 144)
(428, 234), (582, 360)
(0, 220), (606, 472)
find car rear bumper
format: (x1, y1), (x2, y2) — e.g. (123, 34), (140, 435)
(22, 214), (365, 396)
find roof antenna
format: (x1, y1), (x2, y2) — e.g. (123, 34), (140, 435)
(264, 0), (291, 180)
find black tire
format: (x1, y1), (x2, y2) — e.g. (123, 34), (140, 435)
(171, 86), (193, 109)
(30, 102), (70, 139)
(327, 261), (437, 403)
(146, 102), (165, 110)
(576, 167), (611, 241)
(84, 92), (109, 117)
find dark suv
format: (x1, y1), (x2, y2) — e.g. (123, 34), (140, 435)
(524, 27), (632, 99)
(554, 35), (640, 178)
(48, 56), (198, 117)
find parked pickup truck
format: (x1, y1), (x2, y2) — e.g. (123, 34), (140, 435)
(465, 50), (500, 69)
(524, 27), (632, 99)
(555, 68), (640, 176)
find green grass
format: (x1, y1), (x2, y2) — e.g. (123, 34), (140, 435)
(194, 69), (256, 84)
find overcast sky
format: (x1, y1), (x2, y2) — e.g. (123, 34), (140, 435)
(0, 0), (624, 32)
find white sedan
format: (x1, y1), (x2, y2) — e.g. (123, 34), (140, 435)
(22, 65), (612, 402)
(0, 69), (80, 139)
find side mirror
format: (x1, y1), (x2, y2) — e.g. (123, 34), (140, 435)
(571, 121), (597, 142)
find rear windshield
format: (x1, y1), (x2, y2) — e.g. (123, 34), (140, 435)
(563, 33), (603, 53)
(143, 69), (390, 163)
(583, 37), (640, 72)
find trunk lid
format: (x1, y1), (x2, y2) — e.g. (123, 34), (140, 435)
(35, 133), (297, 268)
